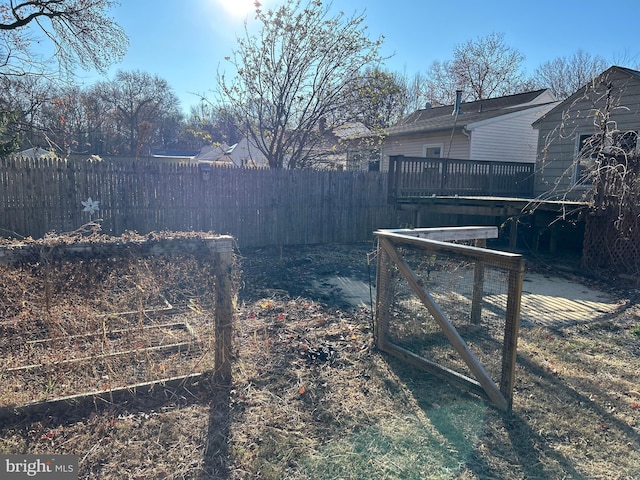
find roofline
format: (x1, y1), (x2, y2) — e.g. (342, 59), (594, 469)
(466, 101), (559, 130)
(385, 125), (466, 138)
(387, 89), (554, 137)
(532, 65), (640, 127)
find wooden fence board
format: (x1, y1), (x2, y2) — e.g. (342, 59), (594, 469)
(0, 157), (404, 247)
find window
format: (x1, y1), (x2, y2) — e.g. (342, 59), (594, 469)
(574, 131), (638, 186)
(423, 144), (442, 158)
(606, 131), (638, 156)
(574, 133), (597, 187)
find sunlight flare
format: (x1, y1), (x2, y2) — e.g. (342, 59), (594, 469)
(215, 0), (257, 18)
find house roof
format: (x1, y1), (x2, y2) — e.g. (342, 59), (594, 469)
(532, 65), (640, 128)
(18, 147), (58, 159)
(192, 143), (232, 162)
(331, 122), (370, 140)
(386, 89), (555, 137)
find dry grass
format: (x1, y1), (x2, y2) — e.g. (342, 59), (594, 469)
(1, 240), (640, 479)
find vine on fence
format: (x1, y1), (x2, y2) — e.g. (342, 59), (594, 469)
(580, 83), (640, 278)
(0, 229), (237, 408)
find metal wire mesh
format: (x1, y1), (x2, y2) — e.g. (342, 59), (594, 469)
(0, 247), (228, 408)
(375, 229), (524, 409)
(385, 246), (511, 378)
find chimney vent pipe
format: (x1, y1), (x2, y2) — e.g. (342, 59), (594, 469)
(453, 90), (463, 116)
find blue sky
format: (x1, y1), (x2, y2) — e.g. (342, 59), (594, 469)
(73, 0), (640, 114)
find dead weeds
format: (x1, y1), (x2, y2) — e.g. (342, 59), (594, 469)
(1, 241), (640, 479)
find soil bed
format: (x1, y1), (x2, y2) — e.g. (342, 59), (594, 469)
(1, 241), (640, 479)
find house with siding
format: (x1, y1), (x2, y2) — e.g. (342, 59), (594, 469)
(381, 89), (557, 172)
(533, 66), (640, 200)
(192, 138), (269, 167)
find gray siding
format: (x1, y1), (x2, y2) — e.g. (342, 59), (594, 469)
(534, 67), (640, 199)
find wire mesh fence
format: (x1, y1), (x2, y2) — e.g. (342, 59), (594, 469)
(375, 227), (524, 411)
(0, 233), (236, 410)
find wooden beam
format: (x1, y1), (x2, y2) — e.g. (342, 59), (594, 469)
(376, 230), (522, 270)
(379, 341), (488, 400)
(0, 373), (207, 421)
(471, 238), (486, 325)
(500, 258), (525, 410)
(381, 226), (497, 242)
(0, 235), (235, 265)
(374, 243), (394, 349)
(378, 237), (508, 411)
(211, 243), (236, 385)
(5, 342), (198, 373)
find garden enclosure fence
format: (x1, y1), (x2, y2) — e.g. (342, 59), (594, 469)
(374, 227), (525, 411)
(0, 233), (236, 416)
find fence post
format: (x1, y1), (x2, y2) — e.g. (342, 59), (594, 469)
(374, 238), (394, 350)
(388, 155), (402, 202)
(501, 257), (525, 410)
(209, 238), (236, 384)
(470, 238), (486, 324)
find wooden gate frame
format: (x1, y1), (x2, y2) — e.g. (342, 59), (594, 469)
(374, 227), (525, 411)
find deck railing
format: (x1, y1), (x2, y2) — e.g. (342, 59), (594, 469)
(388, 156), (535, 201)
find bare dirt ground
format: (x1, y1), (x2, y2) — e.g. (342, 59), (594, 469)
(1, 241), (640, 479)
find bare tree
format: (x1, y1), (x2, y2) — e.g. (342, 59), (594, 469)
(219, 0), (382, 169)
(98, 70), (181, 155)
(0, 74), (55, 148)
(0, 0), (127, 76)
(424, 32), (530, 104)
(348, 68), (407, 130)
(0, 110), (18, 153)
(424, 60), (461, 106)
(181, 100), (242, 148)
(533, 50), (608, 99)
(400, 71), (431, 112)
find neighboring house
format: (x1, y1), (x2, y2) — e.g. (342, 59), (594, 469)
(192, 143), (233, 166)
(17, 147), (58, 159)
(193, 123), (371, 170)
(533, 66), (640, 200)
(312, 121), (372, 170)
(192, 138), (269, 168)
(381, 89), (558, 172)
(151, 148), (199, 162)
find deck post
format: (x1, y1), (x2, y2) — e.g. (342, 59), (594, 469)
(509, 216), (519, 250)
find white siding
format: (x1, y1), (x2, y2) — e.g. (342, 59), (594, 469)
(468, 104), (557, 163)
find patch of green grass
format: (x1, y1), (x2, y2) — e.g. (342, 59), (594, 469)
(299, 401), (487, 480)
(630, 325), (640, 338)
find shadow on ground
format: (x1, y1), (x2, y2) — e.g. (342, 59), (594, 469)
(384, 325), (640, 479)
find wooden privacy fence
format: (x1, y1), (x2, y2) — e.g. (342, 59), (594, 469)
(388, 155), (535, 201)
(374, 227), (525, 411)
(0, 157), (401, 246)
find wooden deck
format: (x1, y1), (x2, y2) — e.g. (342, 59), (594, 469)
(394, 195), (588, 217)
(386, 156), (589, 251)
(388, 155), (535, 201)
